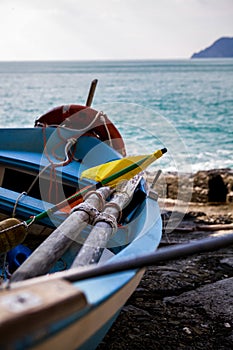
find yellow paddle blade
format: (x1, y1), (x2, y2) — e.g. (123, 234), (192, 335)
(81, 148), (166, 187)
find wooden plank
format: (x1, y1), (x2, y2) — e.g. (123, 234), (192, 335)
(0, 279), (88, 345)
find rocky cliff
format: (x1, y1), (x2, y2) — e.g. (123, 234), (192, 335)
(191, 37), (233, 58)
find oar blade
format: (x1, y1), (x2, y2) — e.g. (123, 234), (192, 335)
(81, 148), (167, 187)
(81, 155), (146, 182)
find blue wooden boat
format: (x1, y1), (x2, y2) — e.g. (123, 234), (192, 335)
(0, 103), (162, 349)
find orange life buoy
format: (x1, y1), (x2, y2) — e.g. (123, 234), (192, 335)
(35, 105), (126, 156)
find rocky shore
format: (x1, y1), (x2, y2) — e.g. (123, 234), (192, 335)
(97, 169), (233, 350)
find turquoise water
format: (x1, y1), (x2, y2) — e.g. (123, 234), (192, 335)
(0, 59), (232, 172)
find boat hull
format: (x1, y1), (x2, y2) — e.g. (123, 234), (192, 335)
(32, 270), (145, 350)
(0, 126), (162, 349)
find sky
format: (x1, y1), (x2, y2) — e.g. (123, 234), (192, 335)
(0, 0), (233, 61)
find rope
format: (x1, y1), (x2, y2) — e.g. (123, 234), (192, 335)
(0, 221), (28, 235)
(104, 202), (122, 222)
(26, 216), (36, 228)
(37, 109), (103, 134)
(60, 110), (114, 151)
(40, 111), (113, 146)
(26, 163), (51, 195)
(83, 190), (105, 212)
(0, 215), (36, 236)
(12, 192), (27, 218)
(43, 133), (77, 168)
(40, 110), (103, 133)
(92, 212), (118, 235)
(60, 110), (103, 133)
(42, 129), (77, 202)
(38, 110), (114, 163)
(26, 136), (77, 200)
(99, 113), (113, 148)
(71, 202), (99, 224)
(70, 187), (111, 222)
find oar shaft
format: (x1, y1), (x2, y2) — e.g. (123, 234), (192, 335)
(71, 176), (142, 267)
(11, 187), (111, 282)
(25, 183), (97, 225)
(64, 232), (233, 283)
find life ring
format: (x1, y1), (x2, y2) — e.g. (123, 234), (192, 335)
(35, 105), (126, 156)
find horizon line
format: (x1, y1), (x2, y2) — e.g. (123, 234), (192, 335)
(1, 57), (233, 63)
(0, 57), (190, 62)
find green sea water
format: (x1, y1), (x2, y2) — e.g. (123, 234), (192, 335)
(0, 59), (232, 172)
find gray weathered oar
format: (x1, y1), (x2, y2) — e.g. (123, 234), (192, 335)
(10, 187), (111, 282)
(71, 175), (143, 267)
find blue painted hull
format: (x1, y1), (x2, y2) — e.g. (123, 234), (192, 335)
(0, 126), (162, 349)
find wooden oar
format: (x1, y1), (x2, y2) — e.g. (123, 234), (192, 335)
(86, 79), (98, 107)
(63, 232), (233, 283)
(71, 175), (143, 267)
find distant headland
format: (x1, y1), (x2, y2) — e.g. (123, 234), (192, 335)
(191, 37), (233, 58)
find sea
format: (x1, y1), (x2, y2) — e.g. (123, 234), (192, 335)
(0, 59), (232, 173)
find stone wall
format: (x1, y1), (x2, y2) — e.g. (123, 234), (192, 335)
(152, 168), (233, 204)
